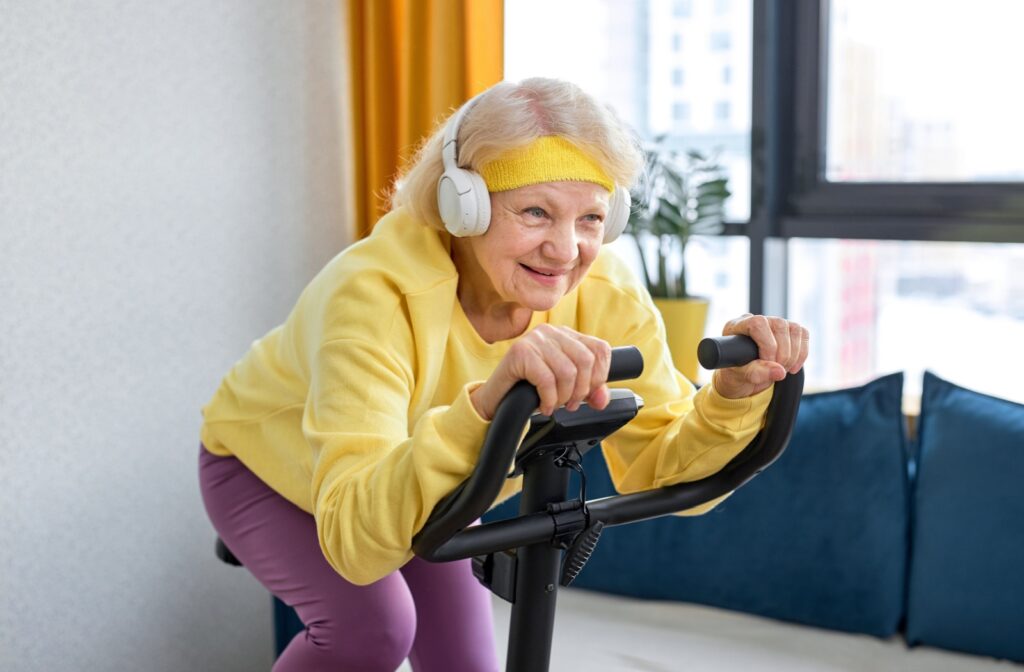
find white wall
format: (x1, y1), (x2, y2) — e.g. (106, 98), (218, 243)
(0, 2), (350, 669)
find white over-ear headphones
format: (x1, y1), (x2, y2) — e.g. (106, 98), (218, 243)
(436, 95), (631, 243)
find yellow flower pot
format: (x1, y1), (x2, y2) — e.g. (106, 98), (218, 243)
(653, 297), (709, 382)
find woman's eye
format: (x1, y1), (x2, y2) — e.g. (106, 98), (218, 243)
(524, 207), (547, 219)
(582, 213), (604, 223)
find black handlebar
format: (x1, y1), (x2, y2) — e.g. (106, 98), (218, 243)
(412, 336), (803, 562)
(606, 345), (645, 381)
(697, 334), (761, 369)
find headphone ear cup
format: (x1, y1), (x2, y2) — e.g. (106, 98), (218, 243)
(603, 187), (631, 243)
(437, 168), (491, 237)
(437, 172), (463, 234)
(466, 170), (491, 235)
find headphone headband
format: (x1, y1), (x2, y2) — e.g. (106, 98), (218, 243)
(441, 93), (483, 172)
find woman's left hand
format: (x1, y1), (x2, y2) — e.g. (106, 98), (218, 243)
(712, 314), (810, 399)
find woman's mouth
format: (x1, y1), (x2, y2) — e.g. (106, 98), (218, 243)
(520, 263), (568, 286)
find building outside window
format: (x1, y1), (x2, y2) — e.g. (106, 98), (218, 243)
(672, 101), (691, 122)
(710, 31), (731, 51)
(714, 100), (730, 122)
(826, 0), (1024, 183)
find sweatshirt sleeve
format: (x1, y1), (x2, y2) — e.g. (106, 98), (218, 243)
(303, 336), (490, 585)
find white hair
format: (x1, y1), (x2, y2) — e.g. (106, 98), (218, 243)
(390, 77), (644, 231)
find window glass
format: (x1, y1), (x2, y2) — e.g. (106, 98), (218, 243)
(710, 32), (731, 51)
(673, 101), (691, 123)
(789, 239), (1024, 404)
(826, 0), (1024, 182)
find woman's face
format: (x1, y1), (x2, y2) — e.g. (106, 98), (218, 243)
(453, 181), (610, 314)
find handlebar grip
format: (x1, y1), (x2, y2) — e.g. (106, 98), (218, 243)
(608, 346), (644, 382)
(697, 335), (760, 370)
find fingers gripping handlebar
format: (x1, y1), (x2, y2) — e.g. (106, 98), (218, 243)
(587, 336), (803, 525)
(412, 338), (804, 561)
(412, 347), (643, 558)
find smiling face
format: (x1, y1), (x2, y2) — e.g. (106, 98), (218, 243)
(451, 181), (610, 331)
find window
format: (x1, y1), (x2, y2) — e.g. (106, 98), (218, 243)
(754, 1), (1024, 401)
(789, 239), (1024, 403)
(772, 0), (1024, 233)
(673, 101), (690, 122)
(672, 33), (682, 51)
(673, 0), (693, 18)
(826, 0), (1024, 183)
(722, 65), (731, 84)
(714, 101), (730, 122)
(672, 68), (684, 86)
(710, 31), (731, 51)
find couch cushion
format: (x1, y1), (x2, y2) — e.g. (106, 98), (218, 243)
(486, 373), (910, 637)
(905, 372), (1024, 662)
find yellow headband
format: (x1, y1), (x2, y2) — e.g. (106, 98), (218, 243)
(479, 136), (614, 193)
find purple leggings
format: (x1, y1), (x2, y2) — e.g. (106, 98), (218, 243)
(199, 445), (499, 671)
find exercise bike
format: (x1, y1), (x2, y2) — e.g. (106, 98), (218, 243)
(216, 335), (804, 671)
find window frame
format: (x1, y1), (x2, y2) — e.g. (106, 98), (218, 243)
(747, 0), (1024, 313)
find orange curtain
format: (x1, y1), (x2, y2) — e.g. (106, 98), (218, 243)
(346, 0), (504, 238)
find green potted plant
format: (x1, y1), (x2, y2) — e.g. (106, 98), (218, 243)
(626, 138), (731, 379)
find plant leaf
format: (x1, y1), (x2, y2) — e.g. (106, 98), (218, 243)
(624, 139), (730, 298)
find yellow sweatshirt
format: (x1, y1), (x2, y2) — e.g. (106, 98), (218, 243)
(200, 208), (772, 585)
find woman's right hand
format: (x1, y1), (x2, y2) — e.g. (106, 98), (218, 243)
(470, 324), (612, 421)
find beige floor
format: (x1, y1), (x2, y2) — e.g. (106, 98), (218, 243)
(404, 587), (1024, 671)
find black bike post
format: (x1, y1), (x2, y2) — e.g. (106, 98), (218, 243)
(506, 452), (570, 671)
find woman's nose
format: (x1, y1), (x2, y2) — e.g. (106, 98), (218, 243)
(542, 221), (579, 263)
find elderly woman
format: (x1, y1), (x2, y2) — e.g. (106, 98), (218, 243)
(199, 77), (808, 671)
